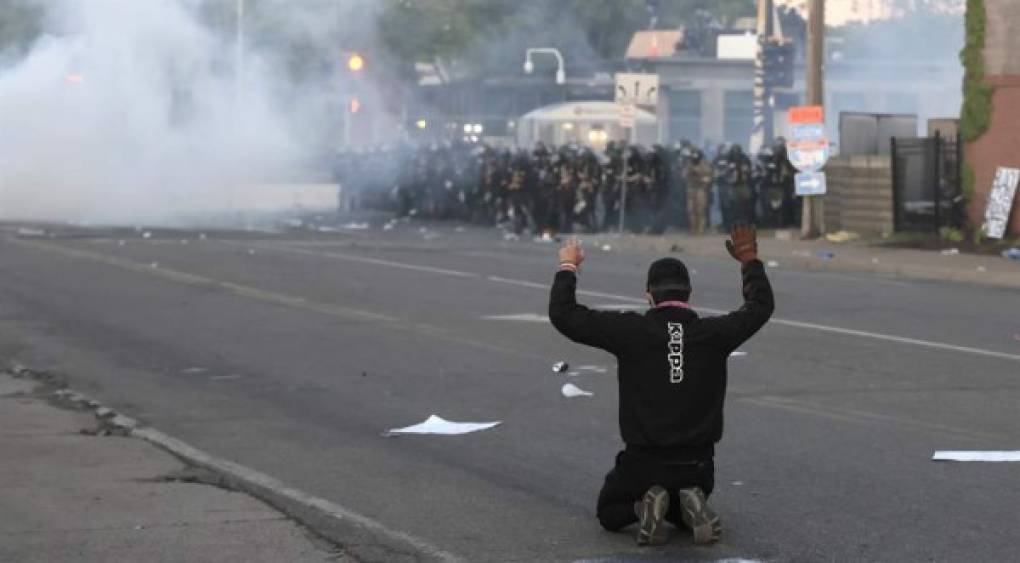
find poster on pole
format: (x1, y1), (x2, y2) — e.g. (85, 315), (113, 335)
(795, 171), (827, 196)
(982, 167), (1020, 239)
(786, 105), (829, 176)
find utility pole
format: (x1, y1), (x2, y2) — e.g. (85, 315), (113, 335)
(750, 0), (773, 155)
(801, 0), (825, 238)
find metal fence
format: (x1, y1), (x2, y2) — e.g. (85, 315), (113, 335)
(890, 133), (964, 233)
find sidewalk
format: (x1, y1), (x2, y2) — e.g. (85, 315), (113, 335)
(589, 230), (1020, 289)
(0, 372), (343, 563)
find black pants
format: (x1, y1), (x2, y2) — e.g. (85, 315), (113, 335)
(596, 448), (715, 531)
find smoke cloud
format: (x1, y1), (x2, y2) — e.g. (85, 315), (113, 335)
(0, 0), (373, 226)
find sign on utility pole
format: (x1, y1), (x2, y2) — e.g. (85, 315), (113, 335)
(788, 105), (829, 197)
(615, 73), (659, 108)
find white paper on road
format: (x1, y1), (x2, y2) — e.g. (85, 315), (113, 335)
(932, 451), (1020, 462)
(386, 415), (501, 436)
(561, 383), (594, 398)
(729, 351), (748, 357)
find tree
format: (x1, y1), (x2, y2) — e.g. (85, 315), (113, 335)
(376, 0), (756, 78)
(0, 0), (44, 59)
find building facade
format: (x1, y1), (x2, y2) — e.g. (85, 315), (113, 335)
(965, 0), (1020, 235)
(651, 56), (961, 152)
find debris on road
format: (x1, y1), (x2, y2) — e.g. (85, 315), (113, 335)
(503, 232), (520, 242)
(1002, 248), (1020, 261)
(729, 351), (748, 357)
(601, 244), (612, 252)
(561, 383), (594, 398)
(341, 222), (370, 230)
(247, 249), (256, 255)
(142, 231), (152, 239)
(817, 251), (835, 261)
(385, 414), (502, 436)
(551, 361), (569, 373)
(118, 240), (126, 246)
(766, 260), (779, 268)
(149, 262), (159, 269)
(575, 365), (608, 373)
(940, 248), (960, 256)
(825, 230), (860, 243)
(15, 227), (46, 237)
(180, 367), (209, 374)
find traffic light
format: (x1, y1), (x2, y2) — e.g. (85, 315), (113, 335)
(762, 38), (795, 89)
(347, 53), (364, 72)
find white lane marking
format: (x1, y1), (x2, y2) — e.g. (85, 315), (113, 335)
(235, 242), (479, 279)
(485, 276), (1020, 363)
(591, 303), (645, 311)
(225, 244), (1020, 364)
(487, 275), (548, 290)
(483, 313), (549, 322)
(932, 451), (1020, 462)
(132, 426), (461, 562)
(772, 318), (1020, 363)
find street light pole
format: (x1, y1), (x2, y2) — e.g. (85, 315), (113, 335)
(523, 48), (566, 85)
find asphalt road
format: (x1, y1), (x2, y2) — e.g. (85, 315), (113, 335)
(1, 219), (1018, 562)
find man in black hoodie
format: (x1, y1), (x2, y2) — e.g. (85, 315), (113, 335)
(548, 224), (773, 546)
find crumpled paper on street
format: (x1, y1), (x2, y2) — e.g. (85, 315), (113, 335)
(385, 414), (501, 436)
(561, 383), (594, 398)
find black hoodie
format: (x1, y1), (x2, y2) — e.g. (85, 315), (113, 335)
(549, 260), (774, 453)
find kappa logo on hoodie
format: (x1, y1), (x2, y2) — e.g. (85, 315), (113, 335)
(667, 322), (684, 383)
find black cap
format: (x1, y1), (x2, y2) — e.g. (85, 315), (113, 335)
(646, 258), (691, 302)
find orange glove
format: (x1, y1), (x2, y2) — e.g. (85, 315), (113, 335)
(725, 223), (758, 265)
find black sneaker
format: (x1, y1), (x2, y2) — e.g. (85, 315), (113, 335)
(635, 485), (670, 546)
(675, 487), (721, 544)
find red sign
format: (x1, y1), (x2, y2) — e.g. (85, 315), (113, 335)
(789, 105), (824, 124)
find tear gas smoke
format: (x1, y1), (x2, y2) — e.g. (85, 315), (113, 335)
(0, 0), (363, 226)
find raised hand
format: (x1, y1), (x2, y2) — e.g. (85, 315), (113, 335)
(559, 236), (585, 268)
(725, 223), (758, 265)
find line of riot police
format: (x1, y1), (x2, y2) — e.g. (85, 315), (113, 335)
(333, 138), (800, 235)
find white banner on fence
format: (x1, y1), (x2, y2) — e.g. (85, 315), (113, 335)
(982, 167), (1020, 239)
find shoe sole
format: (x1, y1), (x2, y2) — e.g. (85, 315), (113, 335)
(636, 486), (670, 546)
(676, 488), (722, 544)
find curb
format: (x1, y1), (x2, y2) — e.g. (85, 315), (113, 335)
(9, 366), (460, 563)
